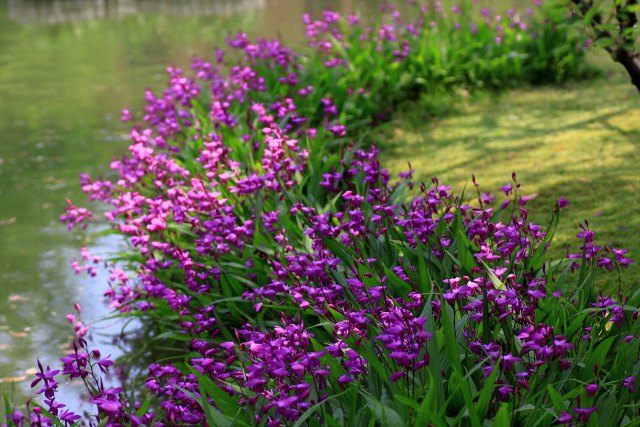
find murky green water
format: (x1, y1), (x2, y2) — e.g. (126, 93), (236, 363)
(0, 0), (393, 402)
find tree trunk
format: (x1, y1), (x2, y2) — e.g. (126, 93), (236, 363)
(615, 49), (640, 93)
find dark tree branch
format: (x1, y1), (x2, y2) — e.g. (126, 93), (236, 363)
(615, 49), (640, 91)
(614, 0), (640, 92)
(571, 0), (640, 93)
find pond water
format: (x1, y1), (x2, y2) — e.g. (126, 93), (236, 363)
(0, 0), (395, 403)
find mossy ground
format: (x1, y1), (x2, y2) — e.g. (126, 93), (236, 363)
(379, 54), (640, 292)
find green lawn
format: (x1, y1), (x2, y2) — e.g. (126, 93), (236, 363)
(380, 58), (640, 292)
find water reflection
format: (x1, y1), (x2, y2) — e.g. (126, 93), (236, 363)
(8, 0), (266, 25)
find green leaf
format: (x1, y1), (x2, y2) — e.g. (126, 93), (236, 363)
(31, 405), (68, 427)
(455, 228), (478, 272)
(393, 394), (420, 411)
(416, 372), (448, 427)
(361, 391), (405, 427)
(382, 264), (413, 295)
(171, 381), (231, 427)
(597, 391), (621, 427)
(152, 331), (195, 342)
(322, 237), (354, 267)
(588, 335), (616, 367)
(194, 372), (238, 419)
(4, 395), (14, 427)
(293, 388), (351, 427)
(546, 385), (565, 413)
(135, 395), (152, 418)
(482, 260), (505, 290)
(476, 358), (500, 419)
(493, 403), (512, 427)
(416, 243), (432, 294)
(583, 5), (600, 26)
(626, 4), (640, 13)
(200, 390), (232, 427)
(592, 37), (615, 49)
(422, 295), (445, 415)
(440, 302), (481, 427)
(325, 412), (344, 427)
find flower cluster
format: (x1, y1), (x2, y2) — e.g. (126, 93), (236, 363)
(15, 339), (152, 427)
(6, 2), (635, 427)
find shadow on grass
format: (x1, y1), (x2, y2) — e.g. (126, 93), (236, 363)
(379, 76), (640, 292)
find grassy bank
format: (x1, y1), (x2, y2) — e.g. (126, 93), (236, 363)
(381, 58), (639, 292)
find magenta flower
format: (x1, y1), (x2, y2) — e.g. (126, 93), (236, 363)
(31, 361), (60, 400)
(574, 406), (597, 422)
(585, 383), (598, 396)
(558, 411), (572, 424)
(92, 398), (122, 415)
(496, 385), (514, 401)
(623, 376), (636, 393)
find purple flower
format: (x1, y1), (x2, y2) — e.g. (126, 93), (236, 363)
(120, 108), (133, 122)
(499, 183), (513, 196)
(496, 385), (514, 401)
(518, 194), (537, 206)
(558, 412), (572, 424)
(9, 410), (24, 425)
(623, 376), (636, 393)
(585, 383), (598, 396)
(31, 361), (60, 400)
(573, 406), (597, 422)
(501, 353), (521, 371)
(93, 398), (122, 415)
(97, 355), (114, 373)
(59, 199), (94, 230)
(58, 410), (81, 424)
(338, 374), (353, 385)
